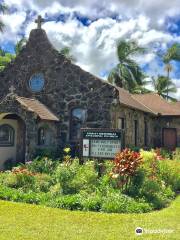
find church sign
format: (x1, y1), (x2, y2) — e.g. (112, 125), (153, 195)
(81, 129), (122, 159)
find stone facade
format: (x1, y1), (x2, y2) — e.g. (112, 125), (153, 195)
(112, 104), (155, 148)
(0, 27), (179, 165)
(0, 28), (119, 162)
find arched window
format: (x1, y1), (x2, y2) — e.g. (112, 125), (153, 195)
(38, 127), (53, 146)
(0, 124), (15, 147)
(38, 127), (45, 146)
(70, 108), (87, 141)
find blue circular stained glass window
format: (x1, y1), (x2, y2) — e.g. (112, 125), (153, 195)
(29, 73), (45, 92)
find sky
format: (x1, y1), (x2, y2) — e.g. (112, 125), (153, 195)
(0, 0), (180, 99)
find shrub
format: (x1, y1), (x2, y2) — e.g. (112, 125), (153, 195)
(110, 148), (142, 191)
(0, 185), (51, 204)
(140, 179), (175, 209)
(157, 160), (180, 192)
(34, 174), (53, 193)
(2, 167), (35, 190)
(54, 160), (98, 194)
(101, 190), (152, 213)
(26, 157), (57, 174)
(79, 191), (102, 211)
(127, 168), (146, 197)
(54, 160), (78, 194)
(173, 148), (180, 161)
(49, 183), (63, 196)
(50, 194), (82, 210)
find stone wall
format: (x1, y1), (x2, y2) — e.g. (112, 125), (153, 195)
(0, 29), (119, 150)
(112, 104), (155, 148)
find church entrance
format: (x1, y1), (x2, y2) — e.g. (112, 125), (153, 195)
(0, 113), (26, 169)
(163, 128), (177, 150)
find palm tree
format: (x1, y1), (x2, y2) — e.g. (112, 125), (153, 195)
(164, 43), (180, 62)
(60, 47), (76, 62)
(164, 63), (173, 98)
(132, 78), (152, 94)
(15, 38), (27, 55)
(152, 75), (177, 101)
(163, 43), (180, 98)
(108, 40), (145, 92)
(0, 3), (8, 32)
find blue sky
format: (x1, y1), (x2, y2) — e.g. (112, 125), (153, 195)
(0, 0), (180, 98)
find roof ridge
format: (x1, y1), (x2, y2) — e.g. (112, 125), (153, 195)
(131, 94), (158, 115)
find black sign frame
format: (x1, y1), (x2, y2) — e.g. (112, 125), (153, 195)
(80, 128), (123, 161)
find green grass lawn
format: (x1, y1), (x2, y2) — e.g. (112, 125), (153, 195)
(0, 196), (179, 240)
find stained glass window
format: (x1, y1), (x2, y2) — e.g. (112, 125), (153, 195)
(29, 73), (45, 92)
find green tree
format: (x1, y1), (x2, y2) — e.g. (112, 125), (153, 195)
(152, 75), (177, 101)
(132, 78), (152, 94)
(0, 49), (15, 71)
(60, 46), (76, 62)
(15, 38), (27, 55)
(108, 40), (145, 92)
(164, 43), (180, 62)
(0, 38), (27, 71)
(0, 3), (8, 32)
(163, 43), (180, 98)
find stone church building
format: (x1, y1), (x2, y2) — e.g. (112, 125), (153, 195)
(0, 19), (180, 167)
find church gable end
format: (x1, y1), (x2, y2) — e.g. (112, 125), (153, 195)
(0, 26), (119, 157)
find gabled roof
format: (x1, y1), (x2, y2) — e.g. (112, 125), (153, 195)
(117, 88), (180, 116)
(16, 96), (59, 121)
(132, 93), (180, 116)
(117, 88), (156, 115)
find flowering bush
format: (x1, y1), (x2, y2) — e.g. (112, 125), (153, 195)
(110, 148), (142, 190)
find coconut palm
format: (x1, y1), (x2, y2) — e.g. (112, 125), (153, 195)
(0, 3), (8, 32)
(15, 38), (27, 55)
(132, 78), (152, 94)
(108, 40), (145, 92)
(152, 75), (177, 101)
(164, 43), (180, 62)
(164, 63), (173, 98)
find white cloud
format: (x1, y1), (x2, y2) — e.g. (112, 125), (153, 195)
(1, 0), (180, 95)
(0, 11), (26, 43)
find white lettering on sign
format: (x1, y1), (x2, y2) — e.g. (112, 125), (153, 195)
(83, 139), (90, 157)
(90, 139), (121, 158)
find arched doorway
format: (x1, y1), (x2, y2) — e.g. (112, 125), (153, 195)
(0, 113), (26, 169)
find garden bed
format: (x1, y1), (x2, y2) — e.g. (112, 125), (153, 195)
(0, 148), (179, 214)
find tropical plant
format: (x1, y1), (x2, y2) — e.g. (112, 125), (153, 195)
(0, 37), (28, 71)
(164, 43), (180, 63)
(152, 75), (177, 101)
(132, 78), (152, 93)
(108, 40), (145, 92)
(0, 50), (15, 71)
(60, 46), (76, 62)
(15, 38), (27, 55)
(110, 148), (142, 190)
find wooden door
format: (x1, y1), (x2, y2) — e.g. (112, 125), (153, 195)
(163, 128), (177, 150)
